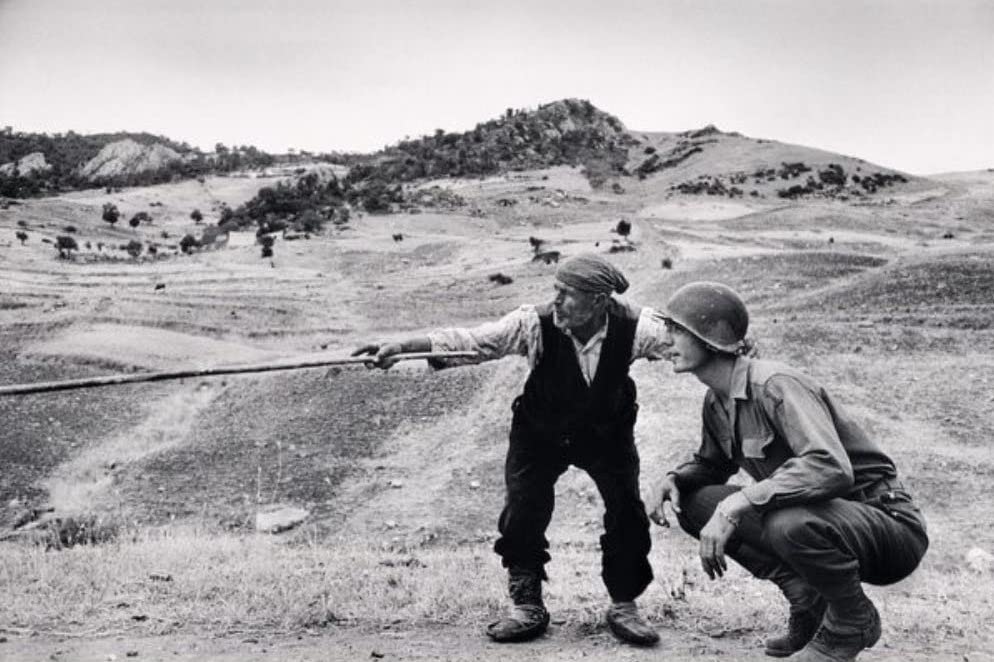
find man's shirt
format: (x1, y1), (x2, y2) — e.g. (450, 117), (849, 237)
(426, 300), (670, 384)
(670, 356), (898, 511)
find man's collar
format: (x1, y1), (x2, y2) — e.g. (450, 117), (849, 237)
(730, 355), (752, 400)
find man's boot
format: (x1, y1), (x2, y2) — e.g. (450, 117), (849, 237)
(791, 593), (881, 662)
(485, 567), (550, 643)
(763, 578), (826, 657)
(605, 601), (659, 646)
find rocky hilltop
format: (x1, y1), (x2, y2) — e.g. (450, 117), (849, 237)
(350, 98), (634, 185)
(0, 151), (52, 176)
(77, 138), (183, 180)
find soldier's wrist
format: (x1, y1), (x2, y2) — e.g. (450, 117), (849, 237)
(715, 503), (740, 527)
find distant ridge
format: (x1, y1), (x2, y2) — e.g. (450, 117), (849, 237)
(0, 128), (276, 197)
(1, 99), (922, 207)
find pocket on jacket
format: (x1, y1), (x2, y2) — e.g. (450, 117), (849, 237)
(742, 432), (774, 459)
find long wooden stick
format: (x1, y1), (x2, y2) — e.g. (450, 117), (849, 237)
(0, 351), (478, 397)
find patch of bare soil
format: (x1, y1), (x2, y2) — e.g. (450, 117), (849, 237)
(2, 624), (987, 662)
(107, 364), (489, 528)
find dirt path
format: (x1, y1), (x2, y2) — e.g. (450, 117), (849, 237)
(1, 625), (984, 662)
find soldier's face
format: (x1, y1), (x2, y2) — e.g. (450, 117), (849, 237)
(553, 281), (602, 330)
(663, 320), (712, 373)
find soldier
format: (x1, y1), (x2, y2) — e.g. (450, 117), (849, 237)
(354, 253), (669, 646)
(647, 282), (928, 662)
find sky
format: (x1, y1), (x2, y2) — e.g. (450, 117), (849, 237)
(0, 0), (992, 175)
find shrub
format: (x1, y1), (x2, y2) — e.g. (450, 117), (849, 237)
(191, 208), (203, 224)
(15, 230), (27, 244)
(179, 234), (200, 254)
(819, 164), (847, 187)
(125, 239), (143, 258)
(102, 202), (120, 225)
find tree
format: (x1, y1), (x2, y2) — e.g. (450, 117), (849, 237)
(615, 219), (631, 237)
(179, 233), (200, 254)
(125, 239), (143, 259)
(102, 203), (119, 226)
(129, 216), (141, 230)
(15, 230), (27, 245)
(55, 235), (78, 259)
(190, 208), (203, 224)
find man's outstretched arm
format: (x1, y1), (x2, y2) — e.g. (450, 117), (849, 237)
(352, 305), (541, 370)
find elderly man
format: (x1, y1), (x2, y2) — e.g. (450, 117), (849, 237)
(354, 253), (669, 646)
(647, 282), (928, 662)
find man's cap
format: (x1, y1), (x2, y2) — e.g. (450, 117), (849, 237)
(555, 253), (629, 295)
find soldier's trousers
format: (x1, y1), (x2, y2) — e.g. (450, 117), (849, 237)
(677, 483), (929, 602)
(493, 422), (653, 602)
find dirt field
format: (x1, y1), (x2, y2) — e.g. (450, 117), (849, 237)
(2, 166), (994, 660)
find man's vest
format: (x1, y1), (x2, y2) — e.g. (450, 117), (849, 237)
(514, 300), (639, 445)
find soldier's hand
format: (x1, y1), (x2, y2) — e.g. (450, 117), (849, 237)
(698, 509), (736, 580)
(351, 342), (404, 369)
(648, 475), (681, 527)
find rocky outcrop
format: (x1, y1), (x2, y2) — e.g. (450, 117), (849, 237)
(78, 139), (181, 180)
(0, 151), (52, 176)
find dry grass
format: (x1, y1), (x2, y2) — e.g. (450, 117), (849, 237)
(0, 526), (990, 654)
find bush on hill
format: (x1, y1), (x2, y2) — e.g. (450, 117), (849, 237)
(228, 172), (350, 231)
(347, 99), (634, 188)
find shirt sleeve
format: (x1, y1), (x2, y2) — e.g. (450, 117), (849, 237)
(631, 306), (671, 362)
(426, 305), (542, 369)
(669, 397), (739, 490)
(740, 375), (855, 510)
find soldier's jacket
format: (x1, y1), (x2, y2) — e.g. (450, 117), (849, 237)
(670, 356), (899, 511)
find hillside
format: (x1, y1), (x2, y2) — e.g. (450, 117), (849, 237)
(0, 129), (278, 197)
(0, 111), (992, 659)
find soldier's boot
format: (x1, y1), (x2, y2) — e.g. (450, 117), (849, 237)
(605, 600), (660, 646)
(791, 593), (881, 662)
(724, 542), (826, 658)
(764, 578), (827, 657)
(485, 567), (550, 643)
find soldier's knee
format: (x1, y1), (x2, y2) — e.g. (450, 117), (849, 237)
(763, 507), (820, 552)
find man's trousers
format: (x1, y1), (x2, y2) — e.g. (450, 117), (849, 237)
(493, 421), (653, 602)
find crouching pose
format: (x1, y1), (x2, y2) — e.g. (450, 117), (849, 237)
(355, 254), (670, 646)
(648, 282), (928, 662)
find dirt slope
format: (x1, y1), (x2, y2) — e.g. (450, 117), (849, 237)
(2, 167), (994, 659)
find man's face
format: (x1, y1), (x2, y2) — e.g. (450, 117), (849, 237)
(662, 320), (713, 373)
(553, 281), (603, 331)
